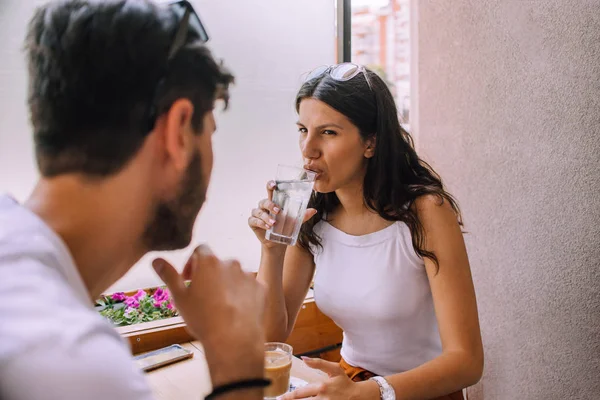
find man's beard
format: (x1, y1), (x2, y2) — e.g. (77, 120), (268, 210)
(142, 150), (206, 251)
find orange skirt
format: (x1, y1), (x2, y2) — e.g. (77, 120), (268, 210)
(339, 357), (464, 400)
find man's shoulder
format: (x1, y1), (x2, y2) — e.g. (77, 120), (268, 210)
(0, 234), (121, 364)
(0, 315), (153, 400)
(0, 257), (120, 360)
(0, 199), (153, 399)
(0, 264), (153, 399)
(0, 195), (40, 243)
(0, 197), (72, 287)
(0, 194), (98, 362)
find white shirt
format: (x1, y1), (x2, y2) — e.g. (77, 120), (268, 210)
(312, 221), (442, 377)
(0, 195), (153, 400)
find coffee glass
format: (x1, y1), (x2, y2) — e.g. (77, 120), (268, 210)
(264, 342), (293, 399)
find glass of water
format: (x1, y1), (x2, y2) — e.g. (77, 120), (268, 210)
(265, 165), (316, 246)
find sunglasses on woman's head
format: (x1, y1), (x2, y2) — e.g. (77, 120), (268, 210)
(305, 63), (373, 90)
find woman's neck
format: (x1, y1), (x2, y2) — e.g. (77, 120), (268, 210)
(334, 179), (365, 215)
(330, 186), (392, 235)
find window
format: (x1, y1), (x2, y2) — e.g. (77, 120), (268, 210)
(112, 0), (338, 293)
(350, 0), (411, 130)
(0, 0), (337, 297)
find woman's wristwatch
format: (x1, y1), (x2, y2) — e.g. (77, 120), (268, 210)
(368, 376), (396, 400)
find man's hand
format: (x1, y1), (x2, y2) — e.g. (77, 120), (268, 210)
(152, 245), (266, 389)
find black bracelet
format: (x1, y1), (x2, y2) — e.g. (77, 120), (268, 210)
(205, 378), (271, 399)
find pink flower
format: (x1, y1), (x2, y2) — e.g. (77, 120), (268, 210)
(125, 297), (139, 308)
(153, 301), (163, 308)
(133, 289), (147, 300)
(111, 292), (126, 302)
(153, 288), (170, 303)
(166, 303), (174, 310)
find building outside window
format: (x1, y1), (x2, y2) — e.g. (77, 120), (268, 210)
(351, 0), (411, 130)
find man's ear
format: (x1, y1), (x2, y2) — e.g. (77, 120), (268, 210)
(161, 99), (195, 172)
(364, 135), (376, 158)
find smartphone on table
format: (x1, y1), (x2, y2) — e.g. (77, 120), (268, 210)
(134, 344), (194, 372)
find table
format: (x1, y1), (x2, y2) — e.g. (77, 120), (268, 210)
(146, 341), (328, 400)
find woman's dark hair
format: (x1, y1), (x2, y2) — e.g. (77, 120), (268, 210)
(296, 68), (463, 270)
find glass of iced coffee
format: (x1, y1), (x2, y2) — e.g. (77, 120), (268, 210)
(264, 342), (293, 399)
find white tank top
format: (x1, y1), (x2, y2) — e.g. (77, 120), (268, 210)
(311, 220), (442, 376)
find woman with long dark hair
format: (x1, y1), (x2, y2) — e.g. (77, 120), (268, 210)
(249, 64), (483, 400)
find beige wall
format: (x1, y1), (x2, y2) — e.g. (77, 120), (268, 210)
(414, 1), (600, 398)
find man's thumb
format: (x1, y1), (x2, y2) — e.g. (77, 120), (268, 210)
(152, 258), (185, 295)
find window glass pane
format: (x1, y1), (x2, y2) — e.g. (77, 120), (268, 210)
(0, 0), (336, 292)
(351, 0), (411, 130)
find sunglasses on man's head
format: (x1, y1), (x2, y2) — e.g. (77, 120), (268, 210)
(144, 0), (209, 135)
(305, 63), (373, 90)
(165, 0), (209, 59)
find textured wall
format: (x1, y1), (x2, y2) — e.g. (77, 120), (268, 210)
(415, 1), (600, 399)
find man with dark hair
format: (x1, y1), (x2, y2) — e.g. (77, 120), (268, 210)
(0, 1), (267, 399)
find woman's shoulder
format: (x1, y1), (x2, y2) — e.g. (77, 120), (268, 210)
(412, 194), (461, 232)
(412, 194), (457, 219)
